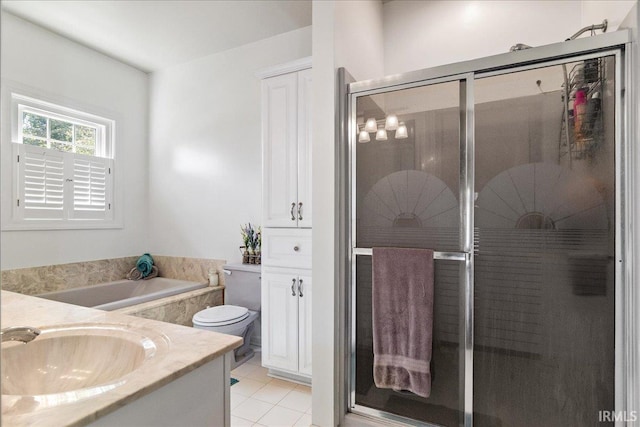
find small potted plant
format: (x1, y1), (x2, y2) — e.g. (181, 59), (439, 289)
(240, 223), (261, 264)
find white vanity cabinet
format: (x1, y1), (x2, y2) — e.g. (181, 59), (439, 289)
(261, 268), (312, 379)
(261, 66), (312, 228)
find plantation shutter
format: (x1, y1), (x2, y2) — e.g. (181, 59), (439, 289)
(14, 144), (113, 222)
(70, 155), (113, 220)
(16, 144), (65, 220)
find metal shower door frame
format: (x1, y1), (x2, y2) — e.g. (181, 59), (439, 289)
(344, 30), (631, 427)
(348, 71), (474, 427)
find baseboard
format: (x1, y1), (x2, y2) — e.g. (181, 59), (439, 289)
(267, 369), (311, 386)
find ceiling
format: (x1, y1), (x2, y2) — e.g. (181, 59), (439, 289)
(1, 0), (312, 73)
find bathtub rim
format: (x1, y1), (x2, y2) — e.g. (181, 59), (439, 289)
(36, 277), (211, 311)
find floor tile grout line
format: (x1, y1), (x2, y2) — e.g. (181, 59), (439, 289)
(254, 403), (306, 427)
(233, 413), (268, 424)
(240, 381), (312, 411)
(230, 366), (312, 426)
(249, 384), (298, 406)
(291, 408), (309, 426)
(231, 397), (275, 424)
(232, 382), (268, 399)
(232, 396), (309, 426)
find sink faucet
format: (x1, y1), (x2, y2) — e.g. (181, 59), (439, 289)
(1, 326), (41, 343)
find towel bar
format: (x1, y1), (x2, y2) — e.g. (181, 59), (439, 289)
(352, 247), (468, 261)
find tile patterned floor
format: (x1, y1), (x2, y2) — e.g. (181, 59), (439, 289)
(231, 352), (312, 427)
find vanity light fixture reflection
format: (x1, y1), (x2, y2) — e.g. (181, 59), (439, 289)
(364, 118), (378, 133)
(385, 114), (399, 131)
(358, 130), (371, 143)
(357, 115), (406, 142)
(375, 127), (388, 141)
(395, 122), (408, 139)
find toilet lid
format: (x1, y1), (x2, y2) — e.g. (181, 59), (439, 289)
(193, 305), (249, 326)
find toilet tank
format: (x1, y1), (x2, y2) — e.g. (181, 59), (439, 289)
(223, 263), (261, 311)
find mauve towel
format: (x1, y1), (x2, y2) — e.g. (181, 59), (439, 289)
(372, 247), (434, 398)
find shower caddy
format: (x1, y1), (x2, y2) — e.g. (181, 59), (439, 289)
(559, 57), (605, 162)
(559, 21), (608, 163)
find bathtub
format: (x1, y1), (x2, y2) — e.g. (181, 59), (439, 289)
(37, 278), (208, 311)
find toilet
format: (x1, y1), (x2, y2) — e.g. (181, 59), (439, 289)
(192, 263), (261, 369)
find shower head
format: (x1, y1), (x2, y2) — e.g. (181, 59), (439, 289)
(509, 19), (608, 53)
(566, 19), (608, 41)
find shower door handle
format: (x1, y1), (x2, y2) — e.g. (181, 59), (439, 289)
(298, 279), (303, 297)
(297, 202), (303, 221)
(291, 278), (297, 296)
(290, 203), (296, 221)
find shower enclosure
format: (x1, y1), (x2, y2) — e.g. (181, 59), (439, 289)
(344, 31), (632, 427)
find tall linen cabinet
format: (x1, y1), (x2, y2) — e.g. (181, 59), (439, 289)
(259, 58), (312, 383)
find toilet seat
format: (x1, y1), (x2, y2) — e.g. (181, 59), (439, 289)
(193, 305), (249, 326)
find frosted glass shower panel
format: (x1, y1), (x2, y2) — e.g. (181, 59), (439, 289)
(354, 257), (463, 425)
(355, 81), (460, 251)
(353, 80), (463, 425)
(473, 57), (616, 426)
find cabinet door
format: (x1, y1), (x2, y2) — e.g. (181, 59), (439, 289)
(297, 272), (312, 376)
(296, 68), (313, 228)
(262, 73), (299, 227)
(261, 271), (299, 372)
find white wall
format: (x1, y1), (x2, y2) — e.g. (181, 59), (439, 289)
(311, 5), (338, 425)
(311, 1), (384, 426)
(383, 0), (636, 75)
(334, 1), (384, 82)
(0, 12), (149, 270)
(582, 1), (638, 30)
(148, 27), (311, 262)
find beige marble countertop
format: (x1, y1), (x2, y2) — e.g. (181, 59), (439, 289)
(1, 290), (242, 427)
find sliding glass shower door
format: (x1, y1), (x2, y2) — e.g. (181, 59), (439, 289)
(348, 48), (622, 427)
(352, 79), (467, 426)
(473, 56), (617, 426)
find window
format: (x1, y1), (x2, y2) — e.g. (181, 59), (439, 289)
(9, 93), (117, 228)
(21, 107), (102, 156)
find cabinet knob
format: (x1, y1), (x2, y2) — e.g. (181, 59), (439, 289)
(294, 245), (300, 252)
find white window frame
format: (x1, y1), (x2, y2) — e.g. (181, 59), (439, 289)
(3, 92), (120, 230)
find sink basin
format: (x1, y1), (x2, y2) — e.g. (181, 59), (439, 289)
(1, 323), (169, 412)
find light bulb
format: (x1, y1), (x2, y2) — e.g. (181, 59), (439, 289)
(376, 127), (388, 141)
(395, 122), (408, 139)
(358, 130), (371, 143)
(364, 118), (378, 133)
(385, 114), (399, 131)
